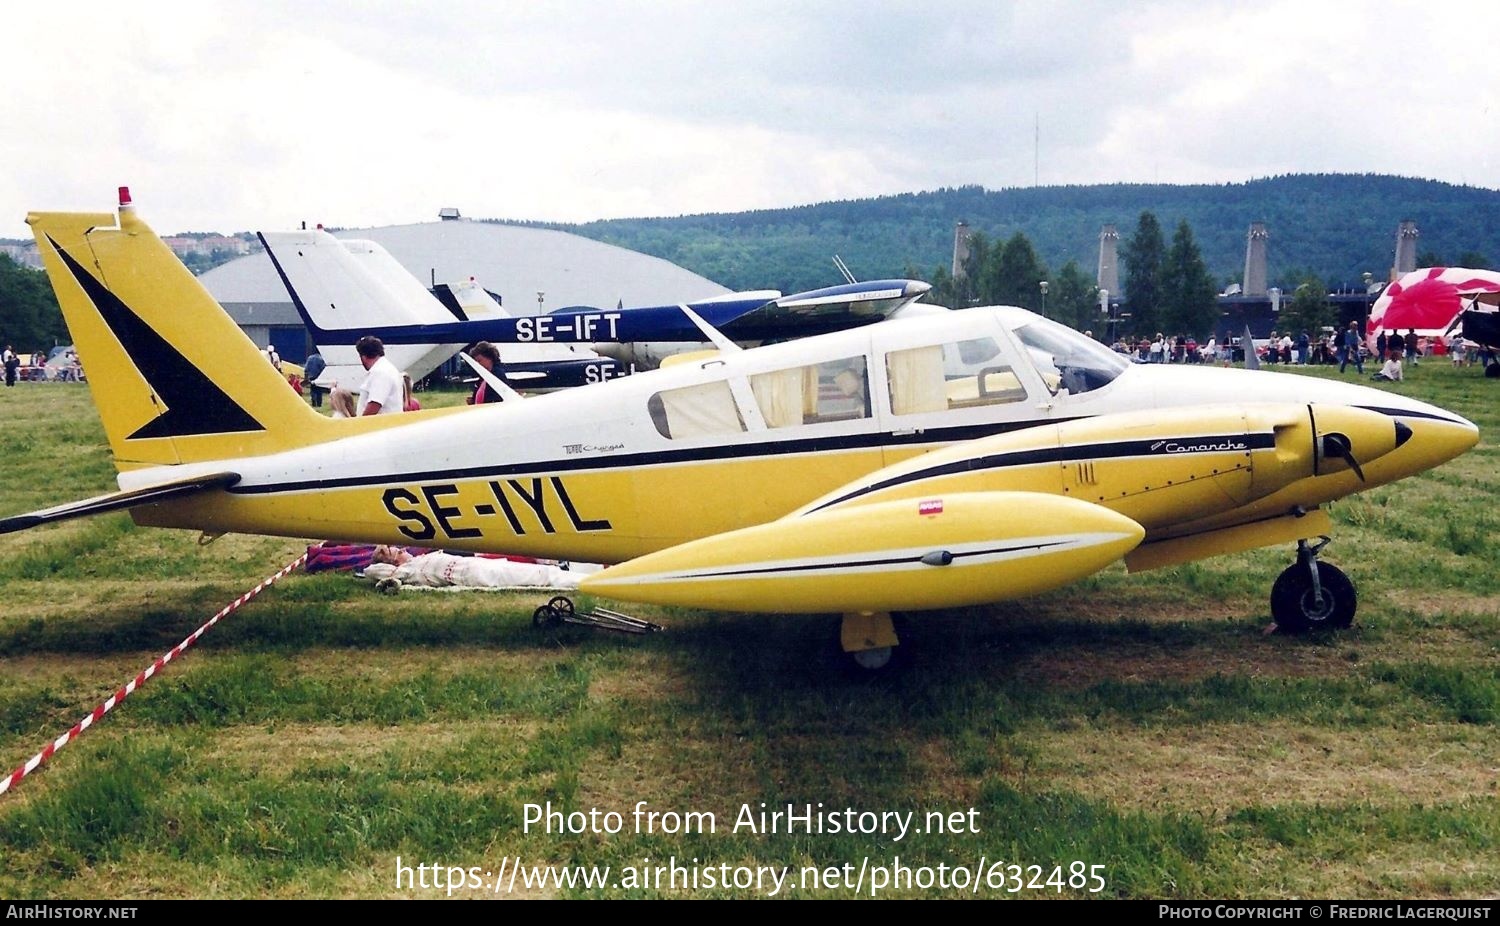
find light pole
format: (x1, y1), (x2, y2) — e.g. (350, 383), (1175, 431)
(1100, 288), (1113, 344)
(1039, 280), (1049, 317)
(1362, 272), (1375, 338)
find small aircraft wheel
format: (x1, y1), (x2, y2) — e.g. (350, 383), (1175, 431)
(1271, 561), (1357, 633)
(850, 646), (894, 671)
(547, 596), (575, 618)
(533, 604), (558, 628)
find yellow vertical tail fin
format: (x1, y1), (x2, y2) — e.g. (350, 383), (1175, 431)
(27, 192), (336, 469)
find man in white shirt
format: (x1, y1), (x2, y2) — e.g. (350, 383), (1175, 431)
(355, 336), (405, 416)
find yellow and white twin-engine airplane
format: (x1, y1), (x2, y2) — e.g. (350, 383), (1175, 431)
(4, 195), (1479, 668)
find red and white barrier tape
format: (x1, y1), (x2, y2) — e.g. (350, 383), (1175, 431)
(0, 551), (310, 796)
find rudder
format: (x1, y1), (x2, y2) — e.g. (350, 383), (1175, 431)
(28, 194), (336, 470)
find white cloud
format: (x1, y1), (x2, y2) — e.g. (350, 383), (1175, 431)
(1, 0), (1496, 239)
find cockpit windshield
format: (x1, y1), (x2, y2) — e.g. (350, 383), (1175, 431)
(1008, 315), (1128, 395)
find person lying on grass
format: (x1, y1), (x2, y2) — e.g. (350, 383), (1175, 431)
(363, 545), (582, 591)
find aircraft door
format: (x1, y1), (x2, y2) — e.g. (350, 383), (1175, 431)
(871, 323), (1042, 467)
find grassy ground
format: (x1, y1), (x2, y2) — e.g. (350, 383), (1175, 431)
(0, 367), (1495, 899)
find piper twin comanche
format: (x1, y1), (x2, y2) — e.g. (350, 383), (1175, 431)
(3, 195), (1480, 668)
(259, 225), (933, 391)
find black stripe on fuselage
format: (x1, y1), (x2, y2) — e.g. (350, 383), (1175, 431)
(668, 539), (1073, 581)
(225, 417), (1075, 495)
(221, 398), (1449, 499)
(802, 432), (1276, 514)
(1354, 405), (1470, 426)
(224, 421), (1267, 499)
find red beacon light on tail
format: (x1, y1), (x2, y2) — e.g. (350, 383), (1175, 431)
(118, 186), (134, 210)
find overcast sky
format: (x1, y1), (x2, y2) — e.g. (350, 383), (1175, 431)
(2, 1), (1495, 239)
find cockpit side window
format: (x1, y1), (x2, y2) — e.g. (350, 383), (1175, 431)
(1009, 317), (1128, 395)
(886, 337), (1028, 414)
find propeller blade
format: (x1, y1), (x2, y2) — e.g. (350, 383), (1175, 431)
(1322, 433), (1366, 482)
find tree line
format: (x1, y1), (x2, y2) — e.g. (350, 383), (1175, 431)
(0, 255), (66, 351)
(554, 174), (1500, 295)
(913, 212), (1237, 340)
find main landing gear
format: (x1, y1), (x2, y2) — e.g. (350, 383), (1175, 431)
(1270, 537), (1357, 633)
(840, 611), (902, 671)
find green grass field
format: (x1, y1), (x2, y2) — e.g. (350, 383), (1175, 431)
(0, 367), (1496, 899)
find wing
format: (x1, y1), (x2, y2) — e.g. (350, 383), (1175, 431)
(0, 472), (240, 535)
(715, 279), (934, 342)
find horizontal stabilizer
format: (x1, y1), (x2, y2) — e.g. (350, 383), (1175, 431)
(0, 472), (239, 535)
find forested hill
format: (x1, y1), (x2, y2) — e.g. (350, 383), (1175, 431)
(521, 174), (1500, 294)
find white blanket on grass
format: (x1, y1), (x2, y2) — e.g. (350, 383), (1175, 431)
(363, 552), (582, 590)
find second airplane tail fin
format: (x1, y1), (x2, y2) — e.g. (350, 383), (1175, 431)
(260, 229), (464, 387)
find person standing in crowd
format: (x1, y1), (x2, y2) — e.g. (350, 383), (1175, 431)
(1296, 331), (1310, 365)
(329, 387), (357, 418)
(303, 351), (327, 408)
(1388, 329), (1405, 363)
(1339, 320), (1364, 374)
(1376, 330), (1388, 360)
(402, 374), (422, 412)
(1450, 332), (1468, 367)
(355, 336), (404, 416)
(466, 341), (505, 405)
(1405, 328), (1419, 365)
(2, 346), (17, 387)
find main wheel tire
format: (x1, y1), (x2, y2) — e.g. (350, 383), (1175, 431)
(850, 646), (894, 671)
(1271, 562), (1357, 633)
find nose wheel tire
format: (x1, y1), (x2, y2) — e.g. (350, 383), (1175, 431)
(1271, 561), (1356, 633)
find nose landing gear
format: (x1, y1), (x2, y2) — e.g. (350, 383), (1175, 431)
(1270, 537), (1357, 633)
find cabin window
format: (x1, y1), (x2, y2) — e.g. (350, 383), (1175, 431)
(648, 381), (746, 439)
(886, 337), (1027, 414)
(749, 356), (869, 428)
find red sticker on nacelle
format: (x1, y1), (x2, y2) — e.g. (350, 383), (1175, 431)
(918, 499), (944, 516)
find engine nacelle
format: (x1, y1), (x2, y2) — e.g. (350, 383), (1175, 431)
(582, 491), (1144, 613)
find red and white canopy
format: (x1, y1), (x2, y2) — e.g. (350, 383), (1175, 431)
(1367, 267), (1500, 346)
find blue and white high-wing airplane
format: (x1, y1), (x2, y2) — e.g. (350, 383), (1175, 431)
(259, 228), (933, 391)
